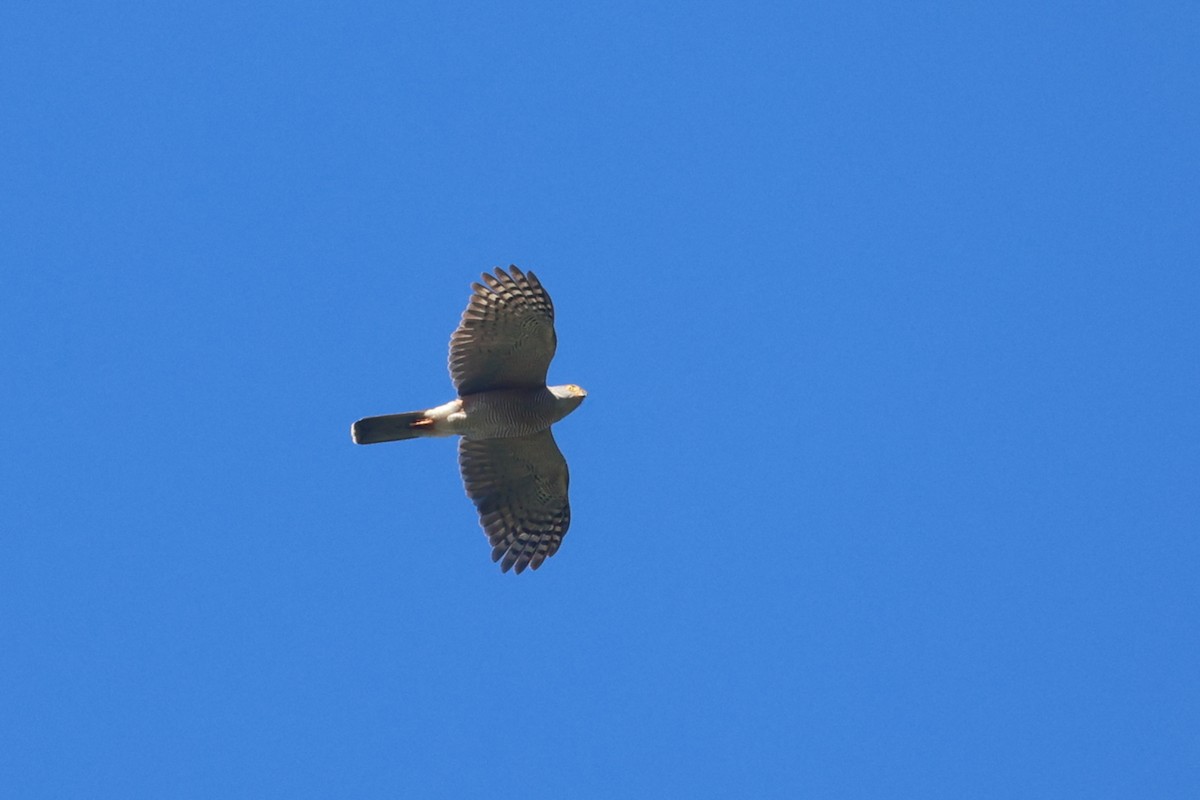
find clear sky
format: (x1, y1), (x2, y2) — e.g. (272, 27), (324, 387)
(2, 3), (1197, 798)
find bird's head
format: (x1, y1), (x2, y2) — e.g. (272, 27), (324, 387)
(552, 383), (585, 400)
(553, 384), (587, 399)
(549, 384), (588, 415)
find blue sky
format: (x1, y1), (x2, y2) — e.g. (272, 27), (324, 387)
(2, 2), (1197, 797)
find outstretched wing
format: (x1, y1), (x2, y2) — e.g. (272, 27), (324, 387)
(458, 429), (571, 573)
(449, 266), (557, 395)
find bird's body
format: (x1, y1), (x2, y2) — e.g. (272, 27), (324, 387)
(366, 386), (585, 441)
(351, 266), (585, 573)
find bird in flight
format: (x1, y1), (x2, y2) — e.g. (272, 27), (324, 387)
(351, 266), (586, 573)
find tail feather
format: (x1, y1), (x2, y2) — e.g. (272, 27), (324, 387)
(351, 411), (431, 444)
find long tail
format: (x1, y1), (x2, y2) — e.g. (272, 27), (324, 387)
(351, 411), (434, 444)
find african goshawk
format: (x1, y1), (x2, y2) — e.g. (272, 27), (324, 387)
(351, 266), (586, 573)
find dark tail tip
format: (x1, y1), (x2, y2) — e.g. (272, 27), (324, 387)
(351, 411), (428, 444)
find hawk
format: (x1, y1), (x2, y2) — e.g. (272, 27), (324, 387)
(351, 266), (586, 573)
